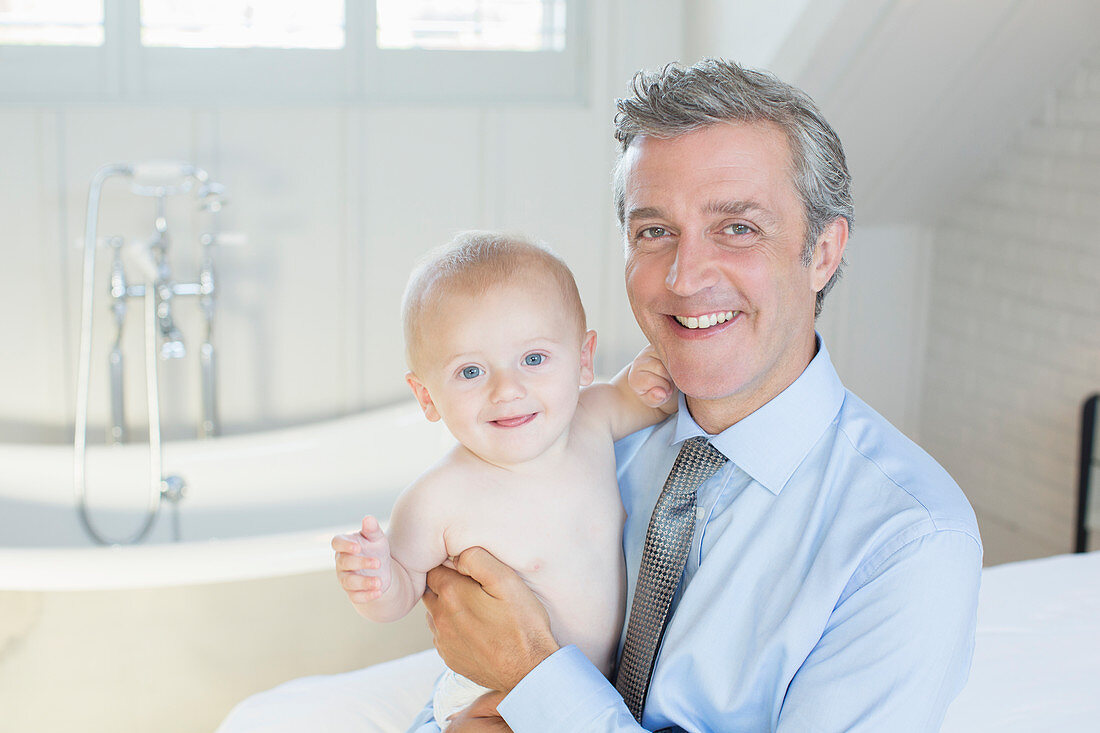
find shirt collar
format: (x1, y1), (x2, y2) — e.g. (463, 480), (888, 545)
(670, 335), (846, 495)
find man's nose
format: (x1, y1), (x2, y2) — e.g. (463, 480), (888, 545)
(489, 369), (526, 402)
(665, 232), (719, 296)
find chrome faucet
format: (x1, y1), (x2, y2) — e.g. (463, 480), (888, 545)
(75, 161), (240, 545)
(149, 194), (187, 360)
(108, 236), (127, 445)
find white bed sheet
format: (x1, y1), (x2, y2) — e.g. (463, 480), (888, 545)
(942, 550), (1100, 731)
(217, 649), (443, 733)
(219, 552), (1100, 732)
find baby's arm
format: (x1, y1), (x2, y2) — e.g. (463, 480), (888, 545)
(580, 344), (677, 441)
(332, 478), (449, 623)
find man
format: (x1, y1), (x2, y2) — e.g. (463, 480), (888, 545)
(419, 59), (981, 732)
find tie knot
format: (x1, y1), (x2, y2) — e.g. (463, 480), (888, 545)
(667, 437), (727, 495)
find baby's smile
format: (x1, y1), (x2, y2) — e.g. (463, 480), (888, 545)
(489, 413), (538, 428)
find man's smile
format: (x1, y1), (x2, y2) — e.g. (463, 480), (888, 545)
(673, 310), (739, 330)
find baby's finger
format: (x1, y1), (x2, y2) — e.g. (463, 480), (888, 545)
(360, 515), (386, 542)
(334, 552), (368, 572)
(331, 533), (361, 554)
(342, 572), (385, 593)
(644, 387), (669, 406)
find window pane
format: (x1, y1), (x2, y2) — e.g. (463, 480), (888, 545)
(0, 0), (103, 46)
(141, 0), (344, 49)
(377, 0), (566, 52)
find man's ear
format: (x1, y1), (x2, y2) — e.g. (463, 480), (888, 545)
(810, 216), (849, 293)
(405, 372), (441, 422)
(579, 330), (597, 387)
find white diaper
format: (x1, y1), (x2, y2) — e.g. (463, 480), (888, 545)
(432, 669), (492, 730)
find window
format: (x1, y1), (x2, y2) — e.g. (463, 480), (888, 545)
(0, 0), (109, 102)
(0, 0), (103, 46)
(0, 0), (584, 104)
(377, 0), (565, 52)
(140, 0), (345, 49)
(367, 0), (581, 103)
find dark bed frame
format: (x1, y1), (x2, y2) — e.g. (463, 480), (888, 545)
(1075, 393), (1099, 553)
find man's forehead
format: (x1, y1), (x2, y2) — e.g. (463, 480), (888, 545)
(622, 124), (796, 207)
(625, 122), (791, 167)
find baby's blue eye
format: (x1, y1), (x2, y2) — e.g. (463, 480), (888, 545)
(460, 366), (483, 379)
(524, 353), (544, 366)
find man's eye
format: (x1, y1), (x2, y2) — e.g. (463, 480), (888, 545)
(460, 366), (483, 379)
(638, 226), (669, 239)
(725, 223), (754, 236)
(524, 353), (544, 366)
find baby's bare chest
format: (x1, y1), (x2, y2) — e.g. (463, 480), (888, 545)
(443, 444), (623, 579)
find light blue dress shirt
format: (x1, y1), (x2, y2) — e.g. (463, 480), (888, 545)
(494, 338), (982, 732)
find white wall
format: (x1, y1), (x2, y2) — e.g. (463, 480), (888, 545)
(0, 1), (684, 443)
(817, 225), (933, 440)
(918, 49), (1100, 565)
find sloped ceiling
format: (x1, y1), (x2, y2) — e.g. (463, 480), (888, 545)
(691, 0), (1100, 225)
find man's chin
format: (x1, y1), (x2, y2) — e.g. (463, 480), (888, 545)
(668, 367), (747, 404)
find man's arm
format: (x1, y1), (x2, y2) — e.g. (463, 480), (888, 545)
(422, 548), (558, 692)
(777, 530), (982, 732)
(423, 548), (648, 733)
(424, 534), (981, 733)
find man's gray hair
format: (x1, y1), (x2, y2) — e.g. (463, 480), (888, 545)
(612, 58), (853, 317)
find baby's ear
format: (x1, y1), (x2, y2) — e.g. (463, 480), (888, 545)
(579, 330), (597, 387)
(405, 372), (441, 422)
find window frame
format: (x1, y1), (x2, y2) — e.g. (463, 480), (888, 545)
(0, 0), (586, 106)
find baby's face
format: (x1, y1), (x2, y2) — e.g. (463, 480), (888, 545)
(407, 274), (594, 468)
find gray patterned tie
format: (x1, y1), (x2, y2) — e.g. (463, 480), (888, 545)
(615, 436), (728, 723)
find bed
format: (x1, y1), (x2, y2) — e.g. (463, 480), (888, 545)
(941, 550), (1100, 731)
(217, 550), (1100, 732)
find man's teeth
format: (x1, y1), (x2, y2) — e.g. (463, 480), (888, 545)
(675, 311), (737, 329)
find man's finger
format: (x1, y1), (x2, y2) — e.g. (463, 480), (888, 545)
(425, 561), (464, 593)
(466, 690), (506, 717)
(451, 546), (515, 597)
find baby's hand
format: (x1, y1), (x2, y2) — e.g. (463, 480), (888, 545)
(628, 345), (677, 412)
(332, 515), (393, 603)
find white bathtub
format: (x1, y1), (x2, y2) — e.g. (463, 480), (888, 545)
(0, 400), (454, 590)
(0, 401), (453, 733)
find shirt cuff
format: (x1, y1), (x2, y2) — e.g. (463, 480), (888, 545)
(497, 645), (629, 731)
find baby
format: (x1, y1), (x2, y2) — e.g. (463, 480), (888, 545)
(332, 231), (673, 729)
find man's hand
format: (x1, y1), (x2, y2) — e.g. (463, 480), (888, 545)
(445, 691), (512, 732)
(423, 546), (559, 692)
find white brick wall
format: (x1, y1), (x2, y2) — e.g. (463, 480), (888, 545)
(920, 50), (1100, 565)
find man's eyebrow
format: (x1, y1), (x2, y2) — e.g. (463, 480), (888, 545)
(626, 200), (779, 226)
(704, 199), (776, 222)
(624, 206), (665, 224)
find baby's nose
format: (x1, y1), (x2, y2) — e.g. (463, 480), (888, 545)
(489, 370), (526, 401)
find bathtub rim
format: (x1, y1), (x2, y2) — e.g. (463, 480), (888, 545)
(0, 522), (359, 591)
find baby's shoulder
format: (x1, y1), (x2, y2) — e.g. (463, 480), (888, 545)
(575, 384), (619, 433)
(399, 446), (485, 506)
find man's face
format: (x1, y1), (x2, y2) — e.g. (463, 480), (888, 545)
(622, 121), (843, 431)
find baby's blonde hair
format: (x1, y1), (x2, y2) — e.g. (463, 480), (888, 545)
(402, 231), (587, 373)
